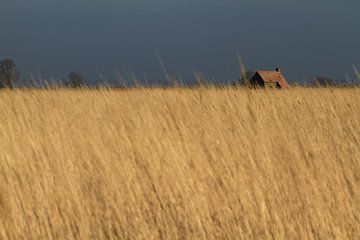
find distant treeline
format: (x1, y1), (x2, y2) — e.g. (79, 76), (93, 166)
(1, 58), (359, 88)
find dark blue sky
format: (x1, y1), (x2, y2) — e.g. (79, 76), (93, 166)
(0, 0), (359, 84)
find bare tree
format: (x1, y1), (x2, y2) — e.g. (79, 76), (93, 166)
(64, 72), (87, 88)
(0, 58), (20, 88)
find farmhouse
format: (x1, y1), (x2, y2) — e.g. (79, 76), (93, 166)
(251, 68), (289, 89)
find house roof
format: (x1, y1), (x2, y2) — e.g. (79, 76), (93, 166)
(255, 71), (289, 88)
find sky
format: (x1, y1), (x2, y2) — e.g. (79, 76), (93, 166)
(0, 0), (359, 85)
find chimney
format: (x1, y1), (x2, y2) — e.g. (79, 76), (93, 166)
(276, 68), (281, 73)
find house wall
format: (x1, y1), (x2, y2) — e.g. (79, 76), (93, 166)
(264, 82), (278, 89)
(251, 73), (264, 88)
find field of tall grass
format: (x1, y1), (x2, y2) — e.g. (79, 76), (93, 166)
(0, 87), (359, 239)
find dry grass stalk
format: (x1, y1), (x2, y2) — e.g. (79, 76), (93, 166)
(0, 87), (359, 239)
(353, 65), (360, 82)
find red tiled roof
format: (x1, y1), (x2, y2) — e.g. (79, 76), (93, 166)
(256, 71), (289, 88)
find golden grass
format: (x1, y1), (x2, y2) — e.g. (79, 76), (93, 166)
(0, 87), (359, 239)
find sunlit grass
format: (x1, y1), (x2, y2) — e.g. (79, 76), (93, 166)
(0, 87), (359, 239)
